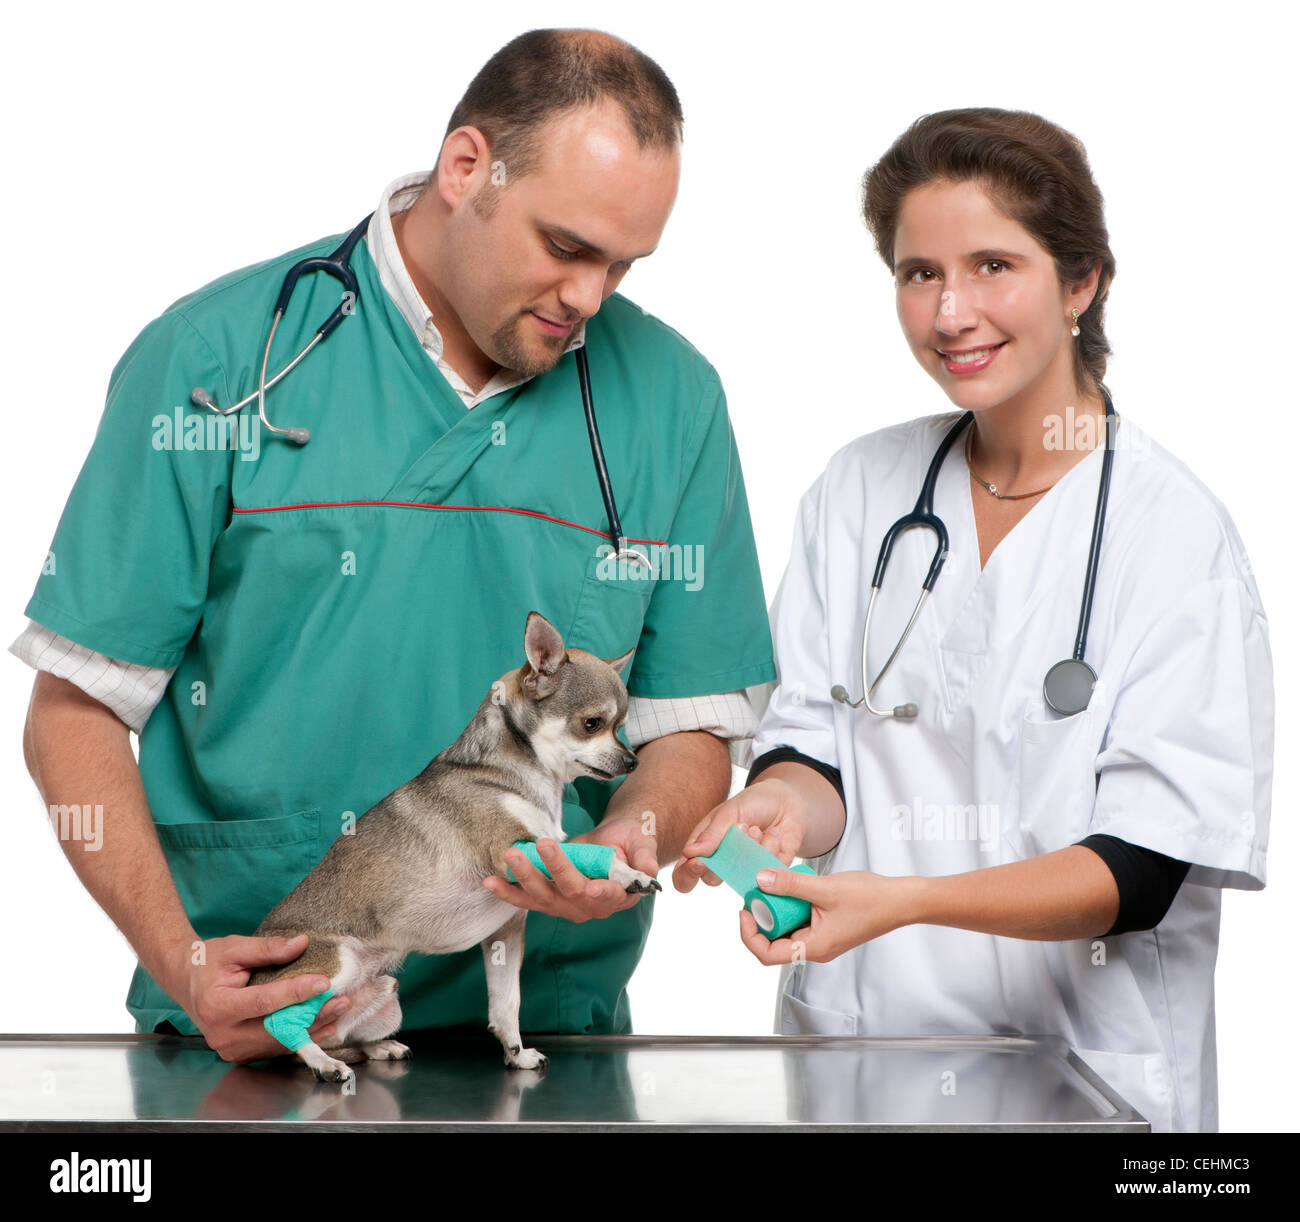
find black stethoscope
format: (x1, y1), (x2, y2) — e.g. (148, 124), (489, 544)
(830, 388), (1117, 719)
(191, 213), (650, 567)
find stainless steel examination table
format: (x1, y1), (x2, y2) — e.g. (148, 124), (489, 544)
(0, 1031), (1146, 1132)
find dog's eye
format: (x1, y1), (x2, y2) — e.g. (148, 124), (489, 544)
(583, 717), (604, 733)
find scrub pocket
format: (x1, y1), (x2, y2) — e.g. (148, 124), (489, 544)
(566, 549), (658, 664)
(1011, 696), (1097, 859)
(127, 807), (324, 1034)
(153, 807), (323, 937)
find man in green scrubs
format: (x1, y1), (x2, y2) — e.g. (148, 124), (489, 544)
(16, 29), (774, 1064)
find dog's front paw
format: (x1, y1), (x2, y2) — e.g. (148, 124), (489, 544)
(505, 1044), (549, 1072)
(627, 875), (662, 894)
(608, 857), (662, 894)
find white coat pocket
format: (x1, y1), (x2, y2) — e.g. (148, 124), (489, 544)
(780, 991), (859, 1036)
(1011, 696), (1097, 859)
(1072, 1045), (1176, 1132)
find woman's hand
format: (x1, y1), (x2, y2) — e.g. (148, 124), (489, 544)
(672, 778), (809, 893)
(736, 868), (914, 964)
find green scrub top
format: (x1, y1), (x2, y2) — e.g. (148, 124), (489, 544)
(25, 222), (776, 1037)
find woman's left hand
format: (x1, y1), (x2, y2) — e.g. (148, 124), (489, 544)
(738, 868), (912, 965)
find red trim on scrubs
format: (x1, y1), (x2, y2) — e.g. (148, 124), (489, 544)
(230, 500), (666, 547)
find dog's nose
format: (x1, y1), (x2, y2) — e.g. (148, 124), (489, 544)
(621, 752), (639, 773)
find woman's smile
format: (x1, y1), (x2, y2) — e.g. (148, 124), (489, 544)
(936, 339), (1009, 375)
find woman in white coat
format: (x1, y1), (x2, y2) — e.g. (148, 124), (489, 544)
(676, 108), (1272, 1133)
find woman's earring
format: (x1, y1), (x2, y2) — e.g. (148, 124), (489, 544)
(1071, 308), (1081, 337)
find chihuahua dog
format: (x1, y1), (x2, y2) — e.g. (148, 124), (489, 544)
(249, 611), (659, 1084)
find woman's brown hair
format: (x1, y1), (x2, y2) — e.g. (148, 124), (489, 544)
(861, 108), (1116, 394)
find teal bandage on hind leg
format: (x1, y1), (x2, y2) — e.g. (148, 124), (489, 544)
(700, 825), (817, 940)
(505, 841), (616, 882)
(263, 988), (332, 1052)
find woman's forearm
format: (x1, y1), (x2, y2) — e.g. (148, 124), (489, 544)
(899, 844), (1120, 941)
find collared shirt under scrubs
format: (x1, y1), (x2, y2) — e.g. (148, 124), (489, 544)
(24, 183), (776, 1038)
(10, 173), (761, 758)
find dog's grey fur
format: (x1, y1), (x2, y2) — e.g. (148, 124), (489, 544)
(249, 611), (658, 1083)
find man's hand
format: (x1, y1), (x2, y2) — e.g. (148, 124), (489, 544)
(481, 816), (661, 923)
(176, 933), (353, 1063)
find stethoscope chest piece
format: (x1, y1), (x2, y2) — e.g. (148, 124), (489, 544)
(1043, 657), (1097, 717)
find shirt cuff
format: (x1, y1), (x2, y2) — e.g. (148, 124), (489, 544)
(9, 620), (174, 734)
(623, 690), (758, 766)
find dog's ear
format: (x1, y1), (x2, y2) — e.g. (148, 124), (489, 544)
(603, 646), (635, 677)
(523, 612), (567, 697)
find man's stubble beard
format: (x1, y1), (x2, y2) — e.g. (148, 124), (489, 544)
(487, 311), (571, 379)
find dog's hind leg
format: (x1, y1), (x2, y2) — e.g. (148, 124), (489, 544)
(482, 910), (547, 1071)
(351, 977), (412, 1061)
(258, 933), (364, 1085)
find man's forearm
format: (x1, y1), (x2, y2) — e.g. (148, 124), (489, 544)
(24, 673), (197, 1002)
(602, 729), (732, 863)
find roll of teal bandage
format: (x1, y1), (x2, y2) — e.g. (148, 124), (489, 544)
(264, 987), (333, 1052)
(700, 825), (816, 940)
(504, 840), (616, 882)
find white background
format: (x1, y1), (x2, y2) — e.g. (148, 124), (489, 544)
(0, 0), (1293, 1131)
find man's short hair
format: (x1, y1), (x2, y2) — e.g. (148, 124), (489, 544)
(444, 28), (683, 213)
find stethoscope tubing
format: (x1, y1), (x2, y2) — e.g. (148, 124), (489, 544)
(195, 214), (373, 420)
(842, 390), (1117, 718)
(577, 344), (643, 564)
(193, 213), (646, 563)
(1072, 398), (1117, 663)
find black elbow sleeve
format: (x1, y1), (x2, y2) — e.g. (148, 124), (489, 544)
(747, 745), (846, 810)
(1078, 834), (1192, 936)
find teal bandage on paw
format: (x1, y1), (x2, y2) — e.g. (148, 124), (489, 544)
(263, 988), (332, 1052)
(700, 825), (817, 940)
(505, 841), (616, 882)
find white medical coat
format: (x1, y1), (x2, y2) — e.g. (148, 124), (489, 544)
(752, 410), (1273, 1133)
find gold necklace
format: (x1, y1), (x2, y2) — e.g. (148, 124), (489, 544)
(965, 428), (1055, 500)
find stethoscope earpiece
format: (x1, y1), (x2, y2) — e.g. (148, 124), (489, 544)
(192, 213), (374, 445)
